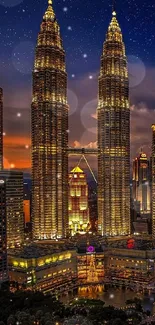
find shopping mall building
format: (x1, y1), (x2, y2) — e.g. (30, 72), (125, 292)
(8, 236), (155, 294)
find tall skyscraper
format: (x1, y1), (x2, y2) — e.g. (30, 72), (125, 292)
(97, 9), (130, 236)
(31, 0), (69, 239)
(68, 167), (89, 236)
(0, 178), (7, 285)
(132, 151), (151, 215)
(0, 171), (24, 248)
(0, 88), (3, 171)
(152, 125), (155, 239)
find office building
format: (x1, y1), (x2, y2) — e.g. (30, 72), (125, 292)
(31, 0), (68, 240)
(152, 125), (155, 239)
(0, 178), (7, 285)
(132, 151), (151, 215)
(0, 88), (3, 171)
(0, 171), (24, 248)
(98, 9), (130, 236)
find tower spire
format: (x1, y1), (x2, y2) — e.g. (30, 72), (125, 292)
(48, 0), (52, 5)
(112, 0), (116, 16)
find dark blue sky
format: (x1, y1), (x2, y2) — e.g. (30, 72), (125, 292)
(0, 0), (155, 77)
(0, 0), (155, 171)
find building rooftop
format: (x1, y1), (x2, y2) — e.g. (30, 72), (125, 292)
(70, 166), (84, 174)
(8, 235), (155, 259)
(8, 242), (75, 259)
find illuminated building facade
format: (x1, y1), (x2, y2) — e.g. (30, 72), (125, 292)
(104, 246), (155, 287)
(24, 181), (31, 224)
(69, 167), (89, 236)
(98, 10), (130, 236)
(132, 151), (151, 215)
(0, 88), (3, 171)
(77, 251), (104, 285)
(7, 237), (155, 293)
(0, 179), (7, 285)
(0, 171), (24, 248)
(8, 245), (77, 293)
(31, 0), (68, 240)
(152, 125), (155, 239)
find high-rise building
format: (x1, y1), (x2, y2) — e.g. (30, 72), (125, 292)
(0, 178), (7, 285)
(132, 151), (151, 215)
(23, 181), (31, 224)
(0, 171), (24, 248)
(0, 88), (3, 171)
(69, 167), (89, 236)
(152, 125), (155, 239)
(31, 0), (68, 239)
(97, 9), (130, 236)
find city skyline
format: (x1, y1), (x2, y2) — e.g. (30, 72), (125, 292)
(0, 0), (155, 172)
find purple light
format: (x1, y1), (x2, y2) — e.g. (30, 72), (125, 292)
(87, 246), (95, 253)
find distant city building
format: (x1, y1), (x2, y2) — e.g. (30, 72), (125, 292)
(152, 125), (155, 239)
(23, 181), (31, 224)
(31, 0), (68, 240)
(68, 167), (89, 236)
(132, 151), (151, 215)
(88, 185), (97, 232)
(24, 200), (30, 224)
(98, 9), (130, 236)
(0, 88), (3, 170)
(0, 171), (24, 248)
(0, 178), (7, 285)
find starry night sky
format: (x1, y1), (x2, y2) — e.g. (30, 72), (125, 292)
(0, 0), (155, 172)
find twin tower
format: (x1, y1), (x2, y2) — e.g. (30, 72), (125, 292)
(31, 1), (130, 240)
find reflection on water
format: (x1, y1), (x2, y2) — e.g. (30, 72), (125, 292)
(61, 285), (155, 314)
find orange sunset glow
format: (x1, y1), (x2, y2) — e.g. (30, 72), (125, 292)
(3, 135), (31, 170)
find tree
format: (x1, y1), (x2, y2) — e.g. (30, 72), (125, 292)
(112, 319), (127, 325)
(63, 316), (92, 325)
(7, 315), (16, 325)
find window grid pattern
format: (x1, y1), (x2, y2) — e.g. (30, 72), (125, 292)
(98, 12), (130, 236)
(31, 2), (68, 240)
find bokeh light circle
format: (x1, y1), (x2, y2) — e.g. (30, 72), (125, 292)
(0, 0), (23, 8)
(12, 41), (35, 75)
(67, 89), (78, 116)
(128, 55), (146, 88)
(81, 99), (97, 134)
(80, 128), (97, 148)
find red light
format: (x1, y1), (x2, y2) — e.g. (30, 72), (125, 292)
(127, 239), (135, 249)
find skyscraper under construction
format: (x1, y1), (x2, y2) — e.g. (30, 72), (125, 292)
(31, 0), (68, 239)
(98, 9), (130, 236)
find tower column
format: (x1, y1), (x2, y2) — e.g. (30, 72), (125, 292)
(31, 1), (69, 240)
(97, 10), (130, 236)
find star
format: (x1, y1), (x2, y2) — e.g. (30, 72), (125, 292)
(67, 26), (72, 31)
(83, 53), (88, 59)
(63, 7), (68, 12)
(17, 113), (21, 117)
